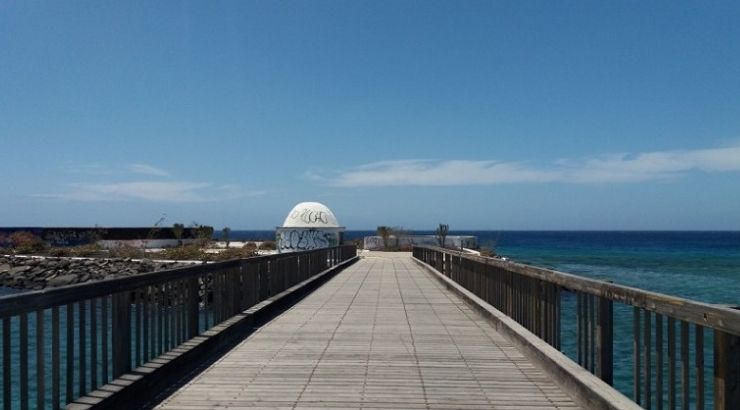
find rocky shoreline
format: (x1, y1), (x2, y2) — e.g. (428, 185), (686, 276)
(0, 255), (189, 291)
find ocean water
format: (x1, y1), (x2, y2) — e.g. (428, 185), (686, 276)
(3, 231), (738, 407)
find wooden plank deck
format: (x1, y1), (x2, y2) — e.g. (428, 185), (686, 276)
(156, 252), (580, 409)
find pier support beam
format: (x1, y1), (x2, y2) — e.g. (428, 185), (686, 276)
(714, 329), (740, 410)
(596, 296), (613, 385)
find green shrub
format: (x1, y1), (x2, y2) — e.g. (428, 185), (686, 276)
(109, 245), (146, 259)
(48, 247), (72, 257)
(158, 245), (207, 261)
(258, 241), (276, 251)
(210, 247), (258, 261)
(9, 231), (48, 254)
(70, 243), (104, 257)
(243, 242), (258, 251)
(479, 247), (497, 257)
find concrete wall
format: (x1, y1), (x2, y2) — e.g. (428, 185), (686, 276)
(363, 235), (477, 250)
(97, 239), (198, 249)
(276, 228), (343, 253)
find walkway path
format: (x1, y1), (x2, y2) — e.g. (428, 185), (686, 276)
(156, 252), (580, 409)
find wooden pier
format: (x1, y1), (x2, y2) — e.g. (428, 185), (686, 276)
(156, 252), (579, 409)
(1, 245), (738, 409)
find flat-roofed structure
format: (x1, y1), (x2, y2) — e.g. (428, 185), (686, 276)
(276, 202), (345, 253)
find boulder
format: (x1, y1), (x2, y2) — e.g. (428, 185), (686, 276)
(48, 274), (78, 287)
(10, 265), (31, 275)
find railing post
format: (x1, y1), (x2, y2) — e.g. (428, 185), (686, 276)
(597, 295), (614, 385)
(187, 276), (200, 338)
(112, 292), (131, 377)
(714, 327), (740, 409)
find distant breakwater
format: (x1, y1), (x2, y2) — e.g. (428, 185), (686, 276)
(0, 255), (187, 290)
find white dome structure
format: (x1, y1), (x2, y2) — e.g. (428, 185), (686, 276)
(282, 202), (340, 228)
(276, 202), (345, 253)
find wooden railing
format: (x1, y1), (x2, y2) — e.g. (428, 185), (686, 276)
(413, 246), (740, 410)
(0, 245), (356, 410)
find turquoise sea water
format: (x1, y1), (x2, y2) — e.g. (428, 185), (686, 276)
(3, 231), (738, 408)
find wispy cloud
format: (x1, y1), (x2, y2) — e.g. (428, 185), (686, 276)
(37, 182), (264, 202)
(327, 145), (740, 187)
(41, 161), (265, 202)
(127, 163), (170, 177)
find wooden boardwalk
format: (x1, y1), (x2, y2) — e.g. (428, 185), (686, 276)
(156, 252), (580, 409)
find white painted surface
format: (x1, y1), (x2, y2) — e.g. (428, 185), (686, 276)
(362, 235), (477, 250)
(281, 201), (341, 228)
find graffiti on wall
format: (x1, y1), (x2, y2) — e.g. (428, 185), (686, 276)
(277, 229), (338, 252)
(42, 230), (100, 246)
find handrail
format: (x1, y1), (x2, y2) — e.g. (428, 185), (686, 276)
(0, 247), (336, 318)
(0, 245), (357, 410)
(413, 245), (739, 410)
(420, 246), (740, 335)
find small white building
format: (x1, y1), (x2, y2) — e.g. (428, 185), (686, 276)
(276, 202), (345, 253)
(363, 235), (477, 250)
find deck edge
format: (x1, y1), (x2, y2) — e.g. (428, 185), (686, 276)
(412, 257), (641, 410)
(65, 255), (359, 410)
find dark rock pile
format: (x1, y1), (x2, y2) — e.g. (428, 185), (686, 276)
(0, 255), (188, 290)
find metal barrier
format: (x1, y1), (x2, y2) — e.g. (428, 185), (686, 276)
(0, 245), (356, 410)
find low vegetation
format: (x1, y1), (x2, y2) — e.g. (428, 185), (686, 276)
(0, 230), (271, 262)
(258, 240), (276, 250)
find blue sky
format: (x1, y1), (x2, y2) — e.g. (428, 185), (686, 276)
(1, 1), (739, 230)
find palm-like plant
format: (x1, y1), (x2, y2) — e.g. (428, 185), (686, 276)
(172, 223), (185, 247)
(377, 226), (392, 250)
(436, 224), (449, 248)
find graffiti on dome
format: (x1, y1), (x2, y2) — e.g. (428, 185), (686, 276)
(289, 208), (331, 225)
(277, 229), (338, 252)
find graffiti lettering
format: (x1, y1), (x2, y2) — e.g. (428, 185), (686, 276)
(289, 208), (330, 225)
(277, 229), (337, 252)
(42, 230), (96, 246)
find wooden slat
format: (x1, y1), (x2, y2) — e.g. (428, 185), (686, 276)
(668, 317), (675, 410)
(589, 294), (596, 372)
(202, 277), (209, 331)
(151, 288), (157, 358)
(644, 309), (652, 409)
(656, 314), (663, 410)
(680, 321), (689, 410)
(714, 329), (740, 410)
(695, 325), (704, 410)
(135, 291), (142, 366)
(79, 299), (86, 395)
(159, 285), (165, 354)
(51, 306), (60, 410)
(597, 296), (613, 385)
(65, 304), (73, 404)
(187, 277), (199, 339)
(19, 313), (28, 410)
(3, 317), (10, 410)
(164, 283), (170, 351)
(90, 298), (97, 390)
(555, 285), (561, 349)
(35, 310), (44, 410)
(578, 293), (585, 367)
(144, 287), (150, 361)
(101, 296), (108, 385)
(634, 307), (641, 404)
(175, 281), (182, 345)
